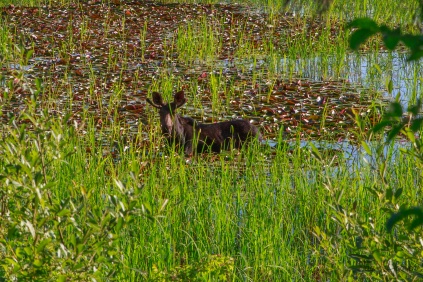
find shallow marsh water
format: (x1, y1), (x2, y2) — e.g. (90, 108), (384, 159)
(0, 2), (413, 163)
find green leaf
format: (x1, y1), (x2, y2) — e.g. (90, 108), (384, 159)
(347, 18), (379, 31)
(57, 209), (71, 217)
(394, 188), (403, 200)
(33, 259), (43, 268)
(5, 258), (19, 267)
(35, 77), (43, 91)
(373, 250), (382, 263)
(110, 195), (118, 206)
(142, 203), (152, 215)
(308, 142), (322, 161)
(34, 171), (43, 183)
(361, 141), (372, 156)
(371, 120), (392, 133)
(42, 182), (56, 192)
(313, 226), (321, 236)
(410, 117), (423, 132)
(70, 234), (76, 249)
(36, 238), (51, 252)
(407, 50), (423, 61)
(401, 34), (423, 50)
(386, 78), (393, 94)
(115, 217), (124, 233)
(381, 27), (401, 50)
(388, 102), (403, 117)
(73, 261), (84, 270)
(16, 247), (25, 259)
(349, 28), (377, 50)
(407, 99), (422, 115)
(24, 247), (32, 255)
(387, 207), (423, 232)
(410, 216), (423, 230)
(25, 49), (34, 65)
(386, 124), (404, 142)
(77, 244), (84, 254)
(386, 188), (393, 201)
(405, 128), (416, 143)
(7, 225), (20, 239)
(383, 36), (400, 50)
(394, 91), (401, 102)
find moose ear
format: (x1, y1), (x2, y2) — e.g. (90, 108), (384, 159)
(152, 92), (164, 105)
(174, 90), (186, 108)
(146, 92), (164, 108)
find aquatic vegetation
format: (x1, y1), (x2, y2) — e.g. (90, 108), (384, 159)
(0, 2), (384, 143)
(0, 0), (422, 281)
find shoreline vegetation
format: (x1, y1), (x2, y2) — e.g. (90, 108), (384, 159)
(1, 0), (422, 280)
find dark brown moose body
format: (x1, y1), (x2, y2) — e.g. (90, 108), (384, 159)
(147, 90), (261, 155)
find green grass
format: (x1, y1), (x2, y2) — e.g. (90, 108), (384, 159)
(2, 113), (422, 280)
(1, 0), (423, 280)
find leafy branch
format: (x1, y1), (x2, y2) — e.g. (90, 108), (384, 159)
(348, 18), (423, 61)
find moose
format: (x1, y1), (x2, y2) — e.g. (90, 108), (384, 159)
(146, 90), (261, 155)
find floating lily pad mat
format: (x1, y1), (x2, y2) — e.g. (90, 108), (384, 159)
(1, 2), (385, 143)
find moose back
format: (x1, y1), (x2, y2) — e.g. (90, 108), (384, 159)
(146, 91), (261, 155)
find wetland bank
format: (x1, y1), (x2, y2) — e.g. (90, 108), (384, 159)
(1, 0), (422, 281)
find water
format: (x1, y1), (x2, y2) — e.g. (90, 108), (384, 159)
(290, 51), (423, 106)
(1, 2), (419, 164)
